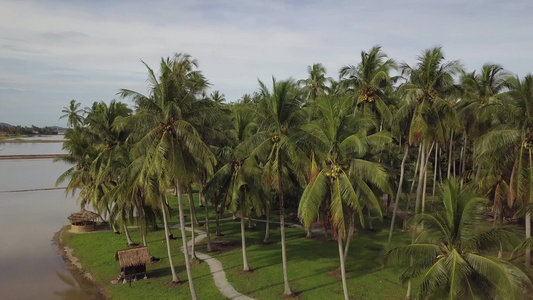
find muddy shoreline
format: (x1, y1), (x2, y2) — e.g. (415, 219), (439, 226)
(53, 226), (108, 300)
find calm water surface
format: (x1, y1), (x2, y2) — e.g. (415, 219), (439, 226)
(0, 136), (65, 155)
(0, 140), (95, 299)
(5, 135), (65, 141)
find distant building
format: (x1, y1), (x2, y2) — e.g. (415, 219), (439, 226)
(0, 131), (8, 136)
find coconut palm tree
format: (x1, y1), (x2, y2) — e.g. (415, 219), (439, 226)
(297, 94), (389, 300)
(205, 104), (262, 270)
(457, 64), (512, 182)
(340, 45), (397, 125)
(476, 74), (533, 268)
(387, 178), (531, 299)
(205, 157), (264, 271)
(298, 63), (331, 102)
(397, 47), (461, 218)
(60, 99), (85, 128)
(118, 53), (216, 298)
(209, 90), (226, 104)
(103, 145), (155, 247)
(236, 78), (308, 295)
(56, 123), (117, 225)
(395, 47), (462, 298)
(84, 100), (132, 230)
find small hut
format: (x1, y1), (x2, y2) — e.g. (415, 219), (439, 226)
(115, 246), (151, 281)
(68, 209), (100, 233)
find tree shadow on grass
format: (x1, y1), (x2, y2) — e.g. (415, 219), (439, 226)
(179, 216), (406, 297)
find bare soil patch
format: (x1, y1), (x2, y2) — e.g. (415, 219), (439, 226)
(208, 238), (240, 253)
(280, 290), (302, 299)
(328, 268), (342, 281)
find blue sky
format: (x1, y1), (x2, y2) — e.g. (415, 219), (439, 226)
(1, 0), (532, 127)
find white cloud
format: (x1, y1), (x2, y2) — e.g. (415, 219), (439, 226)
(0, 0), (532, 126)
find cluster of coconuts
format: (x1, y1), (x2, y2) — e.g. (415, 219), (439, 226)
(271, 135), (280, 143)
(325, 165), (343, 179)
(358, 93), (375, 103)
(427, 89), (437, 101)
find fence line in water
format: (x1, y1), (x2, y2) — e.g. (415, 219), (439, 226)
(0, 154), (67, 160)
(0, 187), (67, 193)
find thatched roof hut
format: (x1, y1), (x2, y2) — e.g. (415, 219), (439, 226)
(68, 209), (100, 232)
(67, 209), (100, 225)
(115, 246), (151, 281)
(115, 246), (151, 268)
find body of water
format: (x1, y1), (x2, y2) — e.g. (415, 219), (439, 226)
(4, 135), (65, 141)
(0, 136), (65, 156)
(0, 139), (95, 300)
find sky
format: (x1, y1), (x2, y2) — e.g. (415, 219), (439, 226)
(1, 0), (532, 127)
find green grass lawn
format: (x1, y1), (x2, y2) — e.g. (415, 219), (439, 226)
(63, 193), (415, 299)
(63, 225), (221, 299)
(197, 217), (412, 300)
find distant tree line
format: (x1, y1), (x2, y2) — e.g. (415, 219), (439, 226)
(0, 125), (59, 136)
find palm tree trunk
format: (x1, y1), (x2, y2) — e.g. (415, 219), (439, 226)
(198, 187), (203, 207)
(439, 147), (443, 183)
(432, 144), (438, 196)
(306, 227), (312, 238)
(138, 200), (148, 247)
(215, 199), (222, 236)
(526, 212), (531, 269)
(388, 144), (408, 250)
(343, 213), (355, 261)
(422, 142), (434, 214)
(248, 216), (254, 229)
(176, 182), (198, 299)
(474, 164), (482, 184)
(409, 144), (422, 198)
(263, 198), (271, 243)
(110, 221), (118, 233)
(459, 145), (464, 177)
(406, 144), (422, 214)
(407, 141), (428, 300)
(462, 134), (468, 175)
(338, 237), (349, 300)
(160, 197), (180, 283)
(200, 187), (212, 252)
(279, 157), (293, 295)
(366, 208), (373, 230)
(408, 141), (433, 300)
(422, 163), (429, 213)
(142, 231), (147, 247)
(188, 185), (201, 226)
(107, 203), (118, 233)
(453, 148), (457, 177)
(124, 224), (135, 245)
(405, 144), (422, 230)
(414, 142), (426, 216)
(405, 257), (413, 300)
(241, 199), (250, 271)
(187, 190), (197, 260)
(447, 130), (453, 179)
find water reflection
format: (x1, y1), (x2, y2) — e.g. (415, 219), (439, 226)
(54, 271), (94, 300)
(0, 159), (92, 299)
(0, 141), (65, 155)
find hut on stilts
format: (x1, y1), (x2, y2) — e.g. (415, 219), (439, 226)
(115, 246), (151, 283)
(68, 209), (100, 233)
